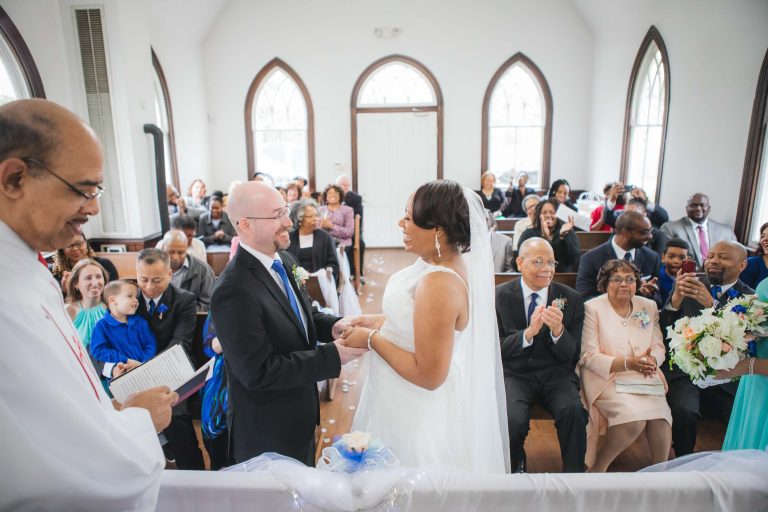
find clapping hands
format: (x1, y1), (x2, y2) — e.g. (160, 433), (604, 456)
(526, 302), (565, 339)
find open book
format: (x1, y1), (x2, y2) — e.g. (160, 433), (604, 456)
(109, 344), (214, 404)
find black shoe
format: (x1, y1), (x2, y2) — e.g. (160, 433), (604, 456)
(515, 451), (527, 473)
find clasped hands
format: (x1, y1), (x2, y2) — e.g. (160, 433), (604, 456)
(332, 315), (385, 364)
(525, 302), (565, 339)
(625, 348), (658, 377)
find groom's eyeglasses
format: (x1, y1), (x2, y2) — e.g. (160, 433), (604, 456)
(243, 206), (291, 222)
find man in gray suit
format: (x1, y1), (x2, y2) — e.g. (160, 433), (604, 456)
(660, 193), (736, 269)
(163, 229), (215, 312)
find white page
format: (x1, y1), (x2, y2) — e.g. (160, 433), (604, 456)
(109, 345), (194, 403)
(555, 203), (592, 232)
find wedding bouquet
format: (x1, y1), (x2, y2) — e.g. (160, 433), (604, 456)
(317, 431), (400, 473)
(722, 294), (768, 350)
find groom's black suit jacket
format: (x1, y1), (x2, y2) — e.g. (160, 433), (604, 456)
(211, 247), (342, 464)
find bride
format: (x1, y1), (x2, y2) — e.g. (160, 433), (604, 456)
(340, 180), (510, 473)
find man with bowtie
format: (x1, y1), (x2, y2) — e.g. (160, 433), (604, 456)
(660, 240), (752, 457)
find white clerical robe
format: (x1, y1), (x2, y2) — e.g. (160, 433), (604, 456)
(0, 221), (164, 511)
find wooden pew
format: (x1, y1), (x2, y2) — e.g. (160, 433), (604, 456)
(576, 231), (611, 251)
(305, 275), (326, 307)
(495, 272), (578, 289)
(497, 218), (523, 231)
(95, 251), (138, 279)
(206, 252), (230, 276)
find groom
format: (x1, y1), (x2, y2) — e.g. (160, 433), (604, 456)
(211, 182), (366, 465)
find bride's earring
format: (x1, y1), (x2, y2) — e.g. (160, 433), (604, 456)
(434, 232), (442, 259)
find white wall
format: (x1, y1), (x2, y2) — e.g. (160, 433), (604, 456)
(201, 0), (594, 194)
(583, 0), (768, 224)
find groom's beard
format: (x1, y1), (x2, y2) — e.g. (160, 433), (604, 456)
(273, 228), (291, 251)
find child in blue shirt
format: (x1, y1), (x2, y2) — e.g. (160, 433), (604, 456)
(659, 238), (691, 305)
(90, 280), (156, 368)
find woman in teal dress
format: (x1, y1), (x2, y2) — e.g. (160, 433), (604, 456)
(719, 277), (768, 451)
(64, 258), (108, 350)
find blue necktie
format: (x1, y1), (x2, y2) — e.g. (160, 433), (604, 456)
(624, 252), (633, 263)
(148, 299), (156, 315)
(527, 292), (539, 326)
(711, 285), (722, 300)
(271, 259), (304, 329)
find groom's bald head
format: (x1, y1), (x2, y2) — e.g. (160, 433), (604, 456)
(227, 181), (292, 254)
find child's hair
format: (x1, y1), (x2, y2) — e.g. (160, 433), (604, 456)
(103, 280), (136, 306)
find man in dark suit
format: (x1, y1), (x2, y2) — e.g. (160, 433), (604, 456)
(163, 229), (215, 311)
(496, 237), (588, 472)
(576, 210), (661, 302)
(602, 197), (669, 255)
(135, 248), (204, 470)
(336, 175), (364, 279)
(660, 241), (752, 457)
(211, 182), (366, 465)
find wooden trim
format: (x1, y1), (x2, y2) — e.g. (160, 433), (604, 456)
(0, 5), (45, 98)
(151, 48), (180, 191)
(244, 58), (316, 190)
(350, 54), (444, 190)
(735, 48), (768, 243)
(481, 52), (552, 190)
(88, 233), (162, 253)
(619, 26), (671, 204)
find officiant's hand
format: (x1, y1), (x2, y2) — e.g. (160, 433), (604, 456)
(333, 339), (368, 364)
(122, 386), (178, 433)
(347, 314), (386, 331)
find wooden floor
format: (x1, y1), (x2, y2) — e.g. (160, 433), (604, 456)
(313, 248), (726, 473)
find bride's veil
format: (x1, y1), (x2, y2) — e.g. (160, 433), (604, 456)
(459, 187), (511, 473)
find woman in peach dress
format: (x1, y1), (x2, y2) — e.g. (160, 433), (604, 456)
(579, 259), (672, 472)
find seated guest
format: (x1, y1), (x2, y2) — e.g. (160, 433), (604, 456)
(167, 183), (204, 220)
(250, 171), (269, 182)
(184, 178), (209, 211)
(319, 184), (355, 249)
(496, 237), (587, 472)
(660, 241), (752, 457)
(65, 258), (108, 350)
(90, 280), (156, 376)
(163, 230), (215, 312)
(276, 185), (288, 202)
(548, 179), (576, 210)
(602, 185), (669, 230)
(293, 175), (311, 198)
(285, 181), (302, 204)
(487, 211), (515, 273)
(518, 198), (580, 272)
(579, 259), (672, 472)
(740, 221), (768, 289)
(52, 233), (118, 292)
(156, 214), (207, 262)
(476, 170), (505, 216)
(590, 182), (624, 232)
(576, 210), (661, 302)
(604, 197), (669, 255)
(501, 170), (536, 218)
(658, 238), (691, 305)
(337, 175), (365, 280)
(135, 248), (204, 470)
(661, 193), (737, 269)
(512, 194), (541, 249)
(196, 196), (236, 249)
(287, 198), (340, 283)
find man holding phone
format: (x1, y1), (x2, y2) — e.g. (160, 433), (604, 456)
(660, 241), (752, 457)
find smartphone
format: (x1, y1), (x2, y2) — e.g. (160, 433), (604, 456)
(624, 184), (635, 192)
(681, 260), (696, 274)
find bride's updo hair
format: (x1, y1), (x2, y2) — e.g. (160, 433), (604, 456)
(412, 180), (471, 253)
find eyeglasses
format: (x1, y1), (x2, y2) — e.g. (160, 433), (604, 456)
(23, 158), (104, 205)
(243, 206), (291, 223)
(524, 257), (558, 269)
(608, 276), (637, 285)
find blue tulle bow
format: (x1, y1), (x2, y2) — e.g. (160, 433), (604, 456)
(317, 438), (400, 473)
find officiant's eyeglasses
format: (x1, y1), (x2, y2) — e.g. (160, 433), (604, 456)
(22, 158), (105, 205)
(243, 206), (291, 222)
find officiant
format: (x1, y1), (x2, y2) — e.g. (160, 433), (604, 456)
(0, 99), (176, 510)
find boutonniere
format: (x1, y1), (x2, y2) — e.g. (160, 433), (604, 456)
(632, 309), (651, 328)
(292, 264), (309, 289)
(157, 304), (169, 320)
(726, 288), (740, 299)
(552, 297), (568, 311)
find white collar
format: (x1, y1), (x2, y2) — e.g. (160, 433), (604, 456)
(520, 277), (548, 302)
(239, 241), (279, 271)
(173, 256), (190, 275)
(143, 291), (164, 305)
(611, 237), (635, 260)
(688, 217), (709, 231)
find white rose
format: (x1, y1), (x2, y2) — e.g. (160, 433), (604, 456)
(698, 335), (722, 358)
(342, 431), (371, 452)
(708, 350), (739, 371)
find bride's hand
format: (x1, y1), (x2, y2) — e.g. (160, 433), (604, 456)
(339, 327), (371, 349)
(348, 314), (385, 331)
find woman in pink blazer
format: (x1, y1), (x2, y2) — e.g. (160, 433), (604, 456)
(579, 259), (672, 472)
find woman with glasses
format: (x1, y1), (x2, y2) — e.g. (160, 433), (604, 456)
(52, 233), (119, 295)
(286, 198), (340, 285)
(517, 198), (580, 272)
(578, 259), (671, 472)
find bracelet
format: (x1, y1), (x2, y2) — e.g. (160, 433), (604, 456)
(749, 357), (756, 376)
(367, 329), (379, 351)
(624, 357), (630, 372)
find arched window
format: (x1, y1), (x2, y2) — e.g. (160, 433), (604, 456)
(482, 52), (552, 191)
(735, 48), (768, 244)
(245, 58), (314, 189)
(151, 48), (179, 190)
(0, 6), (45, 103)
(620, 26), (670, 202)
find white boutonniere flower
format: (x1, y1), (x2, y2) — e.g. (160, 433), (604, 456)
(552, 297), (568, 311)
(633, 309), (651, 328)
(292, 265), (309, 289)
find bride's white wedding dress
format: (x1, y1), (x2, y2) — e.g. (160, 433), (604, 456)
(352, 188), (510, 473)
